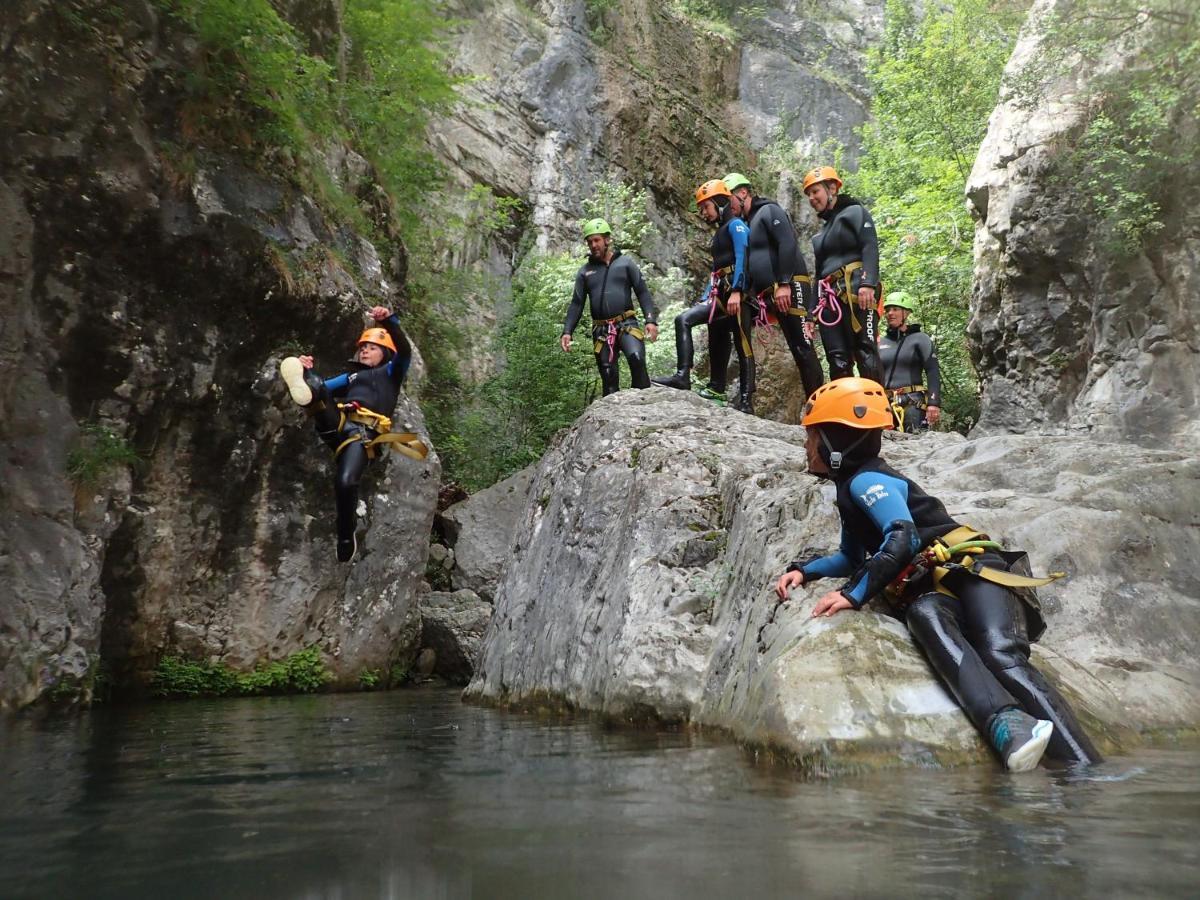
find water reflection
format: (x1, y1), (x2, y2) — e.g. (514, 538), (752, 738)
(1, 689), (1197, 898)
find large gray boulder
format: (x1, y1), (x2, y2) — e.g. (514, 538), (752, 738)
(418, 589), (494, 684)
(466, 390), (1199, 771)
(441, 465), (536, 600)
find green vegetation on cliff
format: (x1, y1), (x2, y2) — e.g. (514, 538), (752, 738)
(852, 0), (1026, 431)
(153, 647), (335, 698)
(1014, 0), (1199, 250)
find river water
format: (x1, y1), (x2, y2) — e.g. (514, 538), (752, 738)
(1, 687), (1197, 898)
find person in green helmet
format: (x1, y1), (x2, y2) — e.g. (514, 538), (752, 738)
(561, 218), (658, 396)
(878, 291), (942, 432)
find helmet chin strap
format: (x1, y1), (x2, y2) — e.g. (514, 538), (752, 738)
(818, 427), (870, 472)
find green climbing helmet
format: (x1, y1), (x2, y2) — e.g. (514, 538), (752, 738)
(581, 218), (612, 240)
(722, 172), (752, 193)
(883, 291), (916, 312)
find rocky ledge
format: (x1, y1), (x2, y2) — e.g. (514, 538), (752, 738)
(464, 389), (1200, 772)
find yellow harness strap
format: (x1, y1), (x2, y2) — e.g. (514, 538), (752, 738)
(832, 261), (865, 333)
(928, 526), (1065, 596)
(334, 404), (430, 462)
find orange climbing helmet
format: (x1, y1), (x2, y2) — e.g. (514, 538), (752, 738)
(802, 377), (893, 430)
(695, 179), (732, 206)
(802, 165), (843, 192)
(357, 327), (397, 354)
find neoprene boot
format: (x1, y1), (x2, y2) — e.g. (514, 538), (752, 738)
(652, 369), (691, 390)
(734, 356), (756, 415)
(989, 708), (1054, 772)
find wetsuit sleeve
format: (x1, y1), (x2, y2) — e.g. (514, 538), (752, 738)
(729, 219), (749, 292)
(324, 372), (350, 395)
(853, 206), (881, 287)
(382, 314), (411, 386)
(765, 204), (800, 285)
(563, 269), (587, 335)
(630, 261), (656, 325)
(837, 471), (923, 607)
(787, 526), (865, 581)
(920, 334), (941, 406)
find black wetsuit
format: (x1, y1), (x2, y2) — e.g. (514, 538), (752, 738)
(790, 452), (1100, 767)
(659, 205), (746, 391)
(811, 195), (883, 382)
(306, 314), (412, 551)
(742, 197), (825, 408)
(879, 324), (941, 432)
(563, 249), (657, 396)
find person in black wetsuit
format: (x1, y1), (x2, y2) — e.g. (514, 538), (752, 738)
(723, 172), (825, 414)
(774, 378), (1101, 771)
(653, 179), (742, 401)
(279, 306), (425, 563)
(561, 218), (659, 396)
(803, 166), (884, 384)
(878, 291), (942, 432)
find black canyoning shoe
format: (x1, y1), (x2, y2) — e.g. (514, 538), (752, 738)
(336, 534), (357, 564)
(990, 708), (1054, 772)
(652, 370), (691, 391)
(280, 357), (313, 407)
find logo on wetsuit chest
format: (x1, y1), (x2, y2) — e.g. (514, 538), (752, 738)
(860, 483), (889, 507)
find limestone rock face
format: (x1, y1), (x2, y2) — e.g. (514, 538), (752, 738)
(466, 390), (1199, 770)
(0, 0), (437, 709)
(440, 464), (536, 600)
(967, 0), (1199, 449)
(418, 589), (494, 684)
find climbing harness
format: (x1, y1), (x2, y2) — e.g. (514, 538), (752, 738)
(815, 261), (870, 331)
(885, 525), (1065, 605)
(333, 402), (429, 461)
(888, 385), (928, 432)
(591, 309), (644, 363)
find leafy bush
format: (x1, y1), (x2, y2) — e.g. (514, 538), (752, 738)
(152, 647), (333, 698)
(67, 423), (140, 487)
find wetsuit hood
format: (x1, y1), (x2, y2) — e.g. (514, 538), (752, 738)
(812, 422), (884, 482)
(817, 194), (862, 222)
(885, 322), (923, 339)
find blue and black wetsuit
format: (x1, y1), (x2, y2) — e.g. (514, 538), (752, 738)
(306, 314), (411, 552)
(743, 197), (825, 407)
(811, 195), (883, 383)
(563, 249), (657, 396)
(658, 205), (746, 391)
(790, 454), (1100, 765)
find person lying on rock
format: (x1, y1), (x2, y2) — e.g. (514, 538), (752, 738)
(279, 306), (426, 564)
(652, 178), (742, 403)
(774, 377), (1101, 772)
(561, 218), (658, 396)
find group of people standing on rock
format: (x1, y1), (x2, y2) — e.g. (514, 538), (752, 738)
(560, 165), (940, 430)
(559, 166), (1099, 774)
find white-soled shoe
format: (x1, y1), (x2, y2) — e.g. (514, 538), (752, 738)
(991, 709), (1054, 773)
(280, 356), (313, 406)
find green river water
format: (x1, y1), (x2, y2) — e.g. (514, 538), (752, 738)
(1, 687), (1197, 898)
